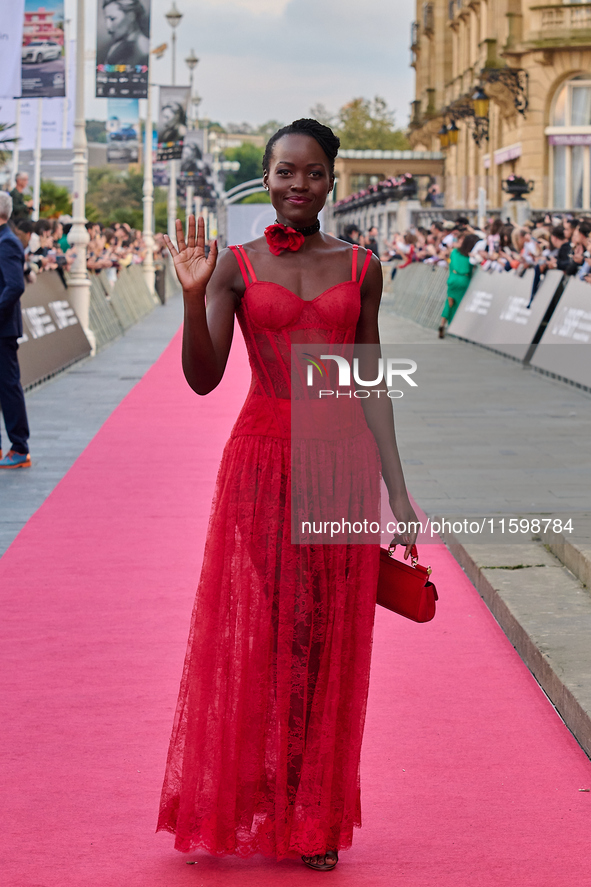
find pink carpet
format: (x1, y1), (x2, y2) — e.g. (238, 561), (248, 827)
(1, 328), (590, 887)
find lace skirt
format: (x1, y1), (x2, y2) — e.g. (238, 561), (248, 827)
(157, 423), (381, 859)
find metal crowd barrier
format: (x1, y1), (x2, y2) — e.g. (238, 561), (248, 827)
(15, 261), (181, 391)
(382, 262), (591, 391)
(381, 263), (448, 330)
(89, 264), (168, 351)
(89, 274), (124, 351)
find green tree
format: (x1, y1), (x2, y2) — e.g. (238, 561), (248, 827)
(222, 142), (264, 192)
(86, 120), (107, 143)
(40, 180), (72, 217)
(86, 166), (178, 233)
(309, 104), (335, 128)
(256, 120), (284, 140)
(0, 122), (17, 164)
(86, 167), (143, 227)
(335, 97), (410, 150)
(239, 191), (271, 204)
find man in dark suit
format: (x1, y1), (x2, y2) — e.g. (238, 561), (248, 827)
(0, 191), (31, 468)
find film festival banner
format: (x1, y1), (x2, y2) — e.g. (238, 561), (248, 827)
(0, 0), (25, 99)
(96, 0), (150, 98)
(21, 0), (66, 98)
(106, 97), (139, 163)
(157, 86), (189, 161)
(180, 130), (206, 179)
(0, 40), (76, 150)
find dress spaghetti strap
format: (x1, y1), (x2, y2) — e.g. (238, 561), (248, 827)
(359, 248), (373, 286)
(351, 245), (359, 281)
(229, 245), (258, 286)
(351, 245), (372, 286)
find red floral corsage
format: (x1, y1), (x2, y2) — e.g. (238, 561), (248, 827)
(264, 223), (305, 256)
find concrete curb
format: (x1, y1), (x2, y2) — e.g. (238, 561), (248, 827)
(444, 536), (591, 760)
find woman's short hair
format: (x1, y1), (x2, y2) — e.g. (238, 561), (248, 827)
(34, 218), (52, 236)
(458, 232), (480, 256)
(102, 0), (150, 36)
(263, 118), (340, 176)
(0, 191), (13, 220)
(511, 227), (529, 251)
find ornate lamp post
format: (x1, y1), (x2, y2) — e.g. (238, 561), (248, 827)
(471, 86), (490, 146)
(165, 2), (182, 84)
(185, 49), (199, 106)
(141, 47), (163, 296)
(67, 0), (93, 351)
(165, 2), (183, 241)
(184, 49), (199, 226)
(447, 119), (459, 147)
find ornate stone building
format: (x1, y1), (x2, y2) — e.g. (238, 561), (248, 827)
(409, 0), (591, 212)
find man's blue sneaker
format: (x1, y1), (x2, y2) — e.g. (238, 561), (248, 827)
(0, 450), (31, 469)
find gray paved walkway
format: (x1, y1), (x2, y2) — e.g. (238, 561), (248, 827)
(0, 295), (183, 557)
(379, 306), (591, 758)
(378, 310), (591, 521)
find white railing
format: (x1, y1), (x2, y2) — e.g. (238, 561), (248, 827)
(534, 3), (591, 32)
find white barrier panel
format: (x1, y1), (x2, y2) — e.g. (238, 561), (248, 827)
(448, 268), (563, 360)
(529, 277), (591, 388)
(18, 272), (91, 388)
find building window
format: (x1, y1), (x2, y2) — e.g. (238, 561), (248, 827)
(548, 75), (591, 209)
(350, 174), (381, 191)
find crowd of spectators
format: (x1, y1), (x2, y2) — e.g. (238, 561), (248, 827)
(9, 215), (163, 288)
(378, 213), (591, 298)
(7, 172), (163, 287)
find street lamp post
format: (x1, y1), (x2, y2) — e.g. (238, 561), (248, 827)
(185, 48), (199, 107)
(142, 71), (155, 294)
(184, 49), (199, 228)
(67, 0), (93, 352)
(165, 2), (182, 242)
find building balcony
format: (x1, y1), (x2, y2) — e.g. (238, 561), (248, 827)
(448, 0), (471, 28)
(527, 4), (591, 48)
(422, 2), (434, 34)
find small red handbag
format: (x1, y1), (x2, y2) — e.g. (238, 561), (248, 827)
(377, 542), (438, 623)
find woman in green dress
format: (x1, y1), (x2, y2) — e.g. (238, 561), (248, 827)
(439, 232), (481, 338)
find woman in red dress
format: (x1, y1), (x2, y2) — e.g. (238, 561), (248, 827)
(157, 119), (418, 871)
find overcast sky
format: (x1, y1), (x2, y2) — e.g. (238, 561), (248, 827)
(79, 0), (415, 128)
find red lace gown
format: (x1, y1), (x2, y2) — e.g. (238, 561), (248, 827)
(157, 244), (382, 859)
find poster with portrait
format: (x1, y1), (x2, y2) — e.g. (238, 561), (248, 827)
(106, 97), (140, 163)
(156, 86), (189, 161)
(21, 0), (66, 98)
(179, 130), (206, 179)
(95, 0), (150, 98)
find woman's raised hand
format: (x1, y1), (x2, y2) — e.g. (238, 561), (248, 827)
(163, 215), (218, 296)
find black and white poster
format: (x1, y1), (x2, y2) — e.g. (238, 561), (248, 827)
(96, 0), (150, 98)
(180, 130), (205, 179)
(156, 85), (189, 161)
